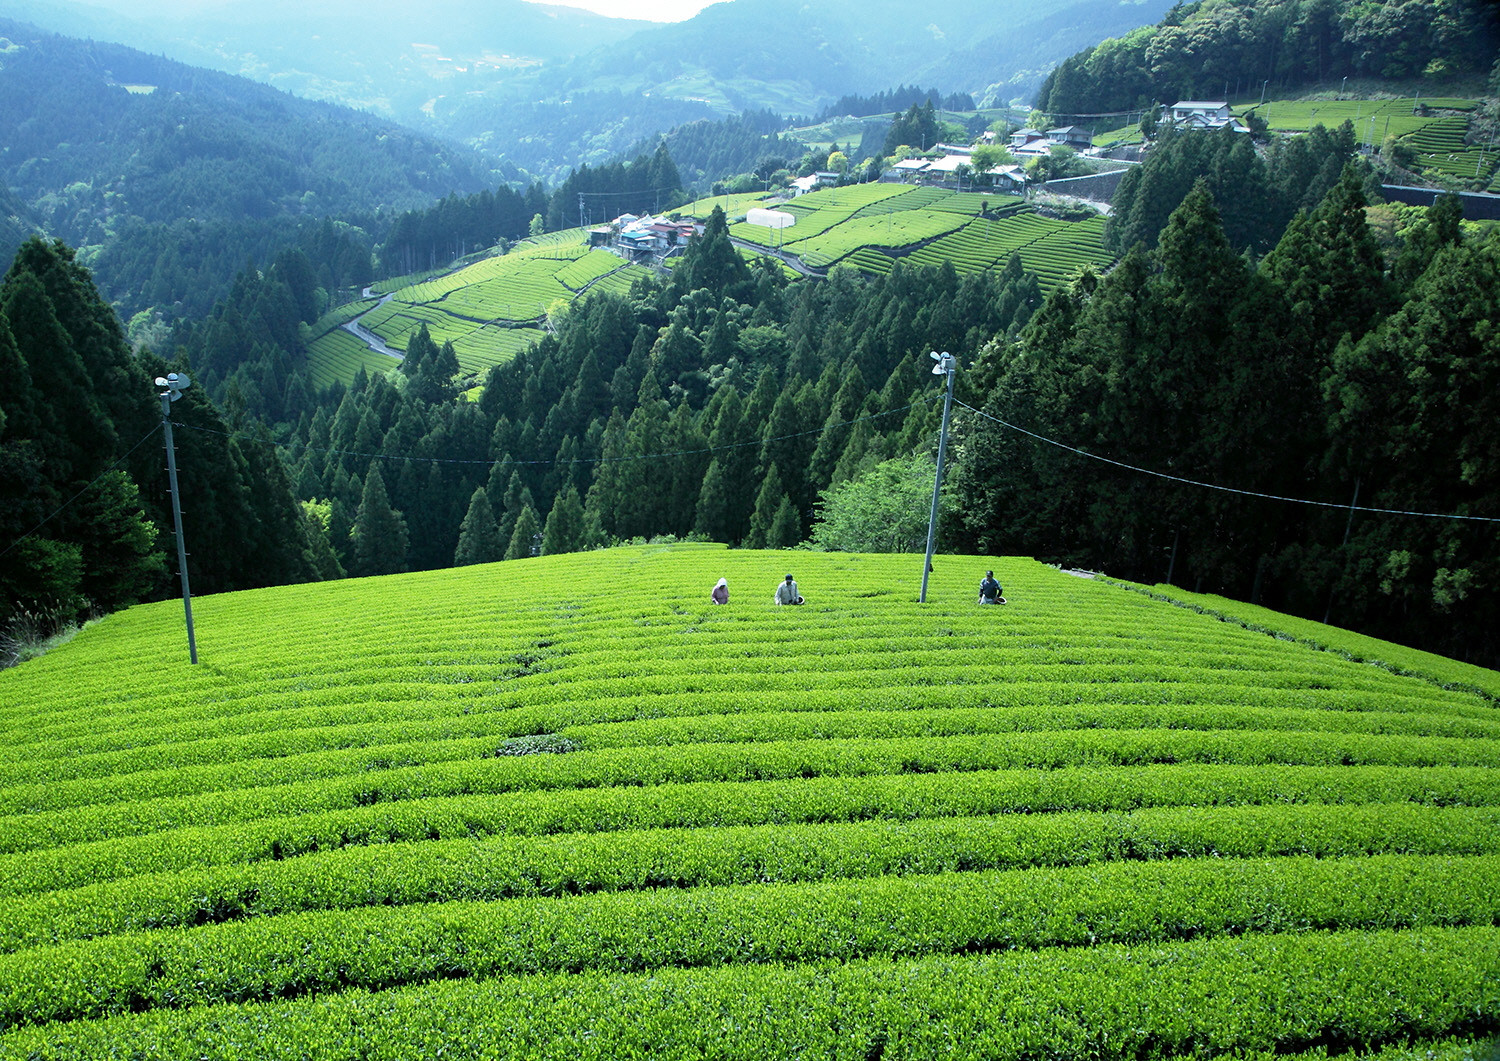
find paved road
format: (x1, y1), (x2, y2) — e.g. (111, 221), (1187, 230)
(340, 293), (402, 361)
(728, 237), (821, 277)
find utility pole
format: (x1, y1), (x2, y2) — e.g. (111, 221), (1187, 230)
(155, 372), (198, 664)
(1323, 478), (1361, 626)
(919, 351), (957, 603)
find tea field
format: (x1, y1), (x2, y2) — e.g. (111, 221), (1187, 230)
(307, 236), (651, 386)
(728, 185), (1114, 286)
(1093, 96), (1495, 190)
(4, 544), (1497, 1060)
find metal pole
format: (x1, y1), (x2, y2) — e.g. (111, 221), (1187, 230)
(1323, 477), (1360, 626)
(161, 392), (198, 664)
(920, 353), (956, 603)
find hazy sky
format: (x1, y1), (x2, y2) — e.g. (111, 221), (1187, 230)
(68, 0), (724, 22)
(552, 0), (722, 20)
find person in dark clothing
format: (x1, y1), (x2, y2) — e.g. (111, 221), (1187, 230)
(978, 570), (1004, 605)
(711, 578), (729, 605)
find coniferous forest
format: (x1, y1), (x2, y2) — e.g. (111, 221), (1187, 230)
(2, 0), (1499, 669)
(1037, 0), (1499, 116)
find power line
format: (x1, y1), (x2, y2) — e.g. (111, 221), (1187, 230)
(576, 186), (681, 200)
(955, 398), (1500, 525)
(170, 396), (939, 470)
(4, 398), (933, 562)
(0, 425), (164, 561)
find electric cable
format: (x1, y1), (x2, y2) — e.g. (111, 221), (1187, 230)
(169, 395), (939, 468)
(954, 398), (1500, 525)
(0, 425), (165, 560)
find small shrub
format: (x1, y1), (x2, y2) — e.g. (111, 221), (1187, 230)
(495, 733), (581, 756)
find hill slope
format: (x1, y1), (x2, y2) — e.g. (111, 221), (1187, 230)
(0, 18), (507, 316)
(2, 545), (1498, 1057)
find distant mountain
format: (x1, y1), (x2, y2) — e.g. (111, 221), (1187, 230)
(915, 0), (1180, 106)
(6, 0), (1174, 181)
(3, 0), (657, 122)
(0, 181), (35, 271)
(0, 18), (509, 316)
(554, 0), (1165, 107)
(432, 0), (1177, 176)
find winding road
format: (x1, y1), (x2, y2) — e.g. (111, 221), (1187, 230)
(340, 292), (402, 361)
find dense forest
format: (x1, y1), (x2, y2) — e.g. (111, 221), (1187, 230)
(1107, 120), (1368, 253)
(954, 172), (1496, 664)
(817, 87), (977, 121)
(642, 112), (809, 194)
(1037, 0), (1500, 116)
(0, 238), (321, 634)
(3, 121), (1497, 663)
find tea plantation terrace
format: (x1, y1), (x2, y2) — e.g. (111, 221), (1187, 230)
(0, 545), (1497, 1059)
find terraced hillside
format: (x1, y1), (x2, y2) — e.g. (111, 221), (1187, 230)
(1, 544), (1498, 1059)
(728, 185), (1115, 285)
(307, 236), (651, 385)
(1097, 96), (1494, 190)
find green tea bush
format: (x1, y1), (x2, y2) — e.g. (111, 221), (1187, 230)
(0, 545), (1496, 1057)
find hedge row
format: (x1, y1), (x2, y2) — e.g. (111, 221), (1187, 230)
(4, 854), (1497, 1029)
(4, 926), (1497, 1060)
(4, 801), (1496, 948)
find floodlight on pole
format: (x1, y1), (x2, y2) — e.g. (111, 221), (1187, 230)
(155, 372), (198, 664)
(919, 351), (957, 604)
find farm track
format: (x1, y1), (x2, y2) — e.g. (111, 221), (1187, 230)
(338, 293), (402, 360)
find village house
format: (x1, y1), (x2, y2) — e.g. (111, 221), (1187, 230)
(1046, 126), (1093, 150)
(1168, 100), (1230, 122)
(598, 214), (699, 262)
(991, 164), (1027, 192)
(1009, 128), (1050, 155)
(888, 157), (930, 181)
(789, 170), (842, 195)
(1164, 101), (1250, 132)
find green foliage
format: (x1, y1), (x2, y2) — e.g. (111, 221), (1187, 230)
(812, 452), (941, 552)
(669, 206), (753, 302)
(0, 238), (166, 622)
(541, 485), (589, 556)
(350, 466), (409, 576)
(957, 165), (1499, 664)
(1108, 123), (1361, 254)
(1322, 227), (1500, 656)
(884, 101), (942, 155)
(1037, 0), (1499, 116)
(504, 505), (542, 561)
(0, 545), (1497, 1054)
(454, 487), (504, 567)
